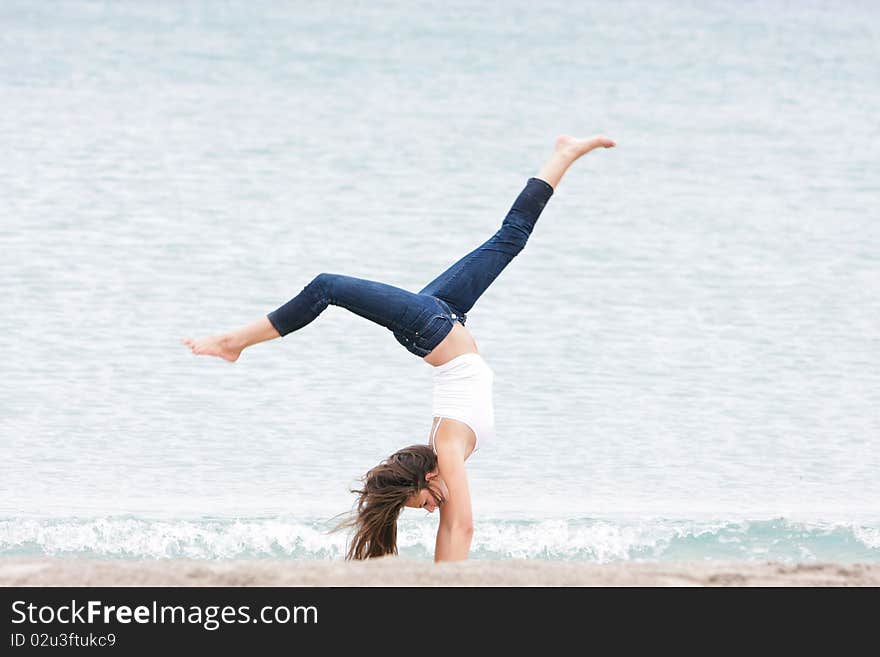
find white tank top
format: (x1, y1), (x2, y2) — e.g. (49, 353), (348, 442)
(429, 352), (495, 452)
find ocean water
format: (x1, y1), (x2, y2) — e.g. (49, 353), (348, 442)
(1, 1), (878, 563)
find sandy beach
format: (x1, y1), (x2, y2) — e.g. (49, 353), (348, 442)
(2, 558), (878, 587)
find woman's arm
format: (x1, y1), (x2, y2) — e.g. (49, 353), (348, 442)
(433, 433), (474, 562)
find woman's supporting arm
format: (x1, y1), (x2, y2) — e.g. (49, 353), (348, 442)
(433, 435), (474, 562)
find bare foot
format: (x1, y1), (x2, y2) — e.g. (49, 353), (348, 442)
(555, 134), (616, 158)
(181, 335), (242, 362)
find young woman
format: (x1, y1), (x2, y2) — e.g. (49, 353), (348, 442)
(183, 134), (616, 561)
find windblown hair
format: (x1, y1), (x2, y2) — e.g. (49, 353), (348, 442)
(339, 445), (444, 560)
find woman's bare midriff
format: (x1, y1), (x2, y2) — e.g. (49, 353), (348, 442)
(423, 321), (479, 367)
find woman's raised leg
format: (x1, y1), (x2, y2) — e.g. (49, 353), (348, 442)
(182, 273), (431, 361)
(419, 134), (615, 317)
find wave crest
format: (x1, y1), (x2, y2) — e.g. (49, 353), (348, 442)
(1, 516), (878, 562)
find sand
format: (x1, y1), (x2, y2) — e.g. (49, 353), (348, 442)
(2, 557), (878, 586)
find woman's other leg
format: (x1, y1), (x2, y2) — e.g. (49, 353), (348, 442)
(182, 273), (429, 361)
(419, 134), (616, 317)
(417, 177), (553, 318)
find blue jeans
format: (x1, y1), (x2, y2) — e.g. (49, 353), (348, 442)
(266, 177), (554, 357)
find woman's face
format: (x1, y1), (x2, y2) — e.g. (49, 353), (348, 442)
(404, 470), (448, 513)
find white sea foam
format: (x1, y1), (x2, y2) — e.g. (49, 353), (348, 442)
(0, 518), (348, 560)
(2, 517), (878, 563)
(853, 526), (880, 550)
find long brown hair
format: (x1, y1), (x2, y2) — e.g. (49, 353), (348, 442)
(339, 445), (444, 560)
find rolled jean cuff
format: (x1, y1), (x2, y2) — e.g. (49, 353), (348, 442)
(527, 177), (555, 199)
(266, 311), (285, 336)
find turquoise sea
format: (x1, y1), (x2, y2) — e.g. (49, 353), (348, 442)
(1, 1), (878, 562)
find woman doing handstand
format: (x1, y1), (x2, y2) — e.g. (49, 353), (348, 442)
(182, 134), (616, 561)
